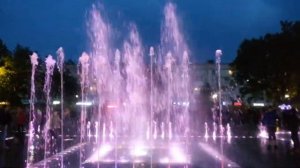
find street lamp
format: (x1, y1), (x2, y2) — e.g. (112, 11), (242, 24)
(212, 93), (218, 100)
(284, 94), (290, 99)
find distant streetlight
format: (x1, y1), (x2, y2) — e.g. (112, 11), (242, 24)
(53, 100), (60, 105)
(284, 94), (290, 99)
(212, 93), (218, 100)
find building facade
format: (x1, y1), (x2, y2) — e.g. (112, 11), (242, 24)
(189, 63), (240, 106)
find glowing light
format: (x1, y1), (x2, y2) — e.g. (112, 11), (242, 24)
(119, 158), (129, 163)
(87, 122), (91, 138)
(278, 104), (292, 110)
(169, 122), (172, 140)
(170, 144), (188, 163)
(109, 121), (114, 140)
(102, 159), (114, 163)
(95, 122), (99, 140)
(226, 123), (232, 144)
(212, 93), (218, 99)
(215, 49), (222, 57)
(0, 67), (6, 76)
(133, 159), (143, 163)
(233, 101), (242, 106)
(107, 105), (117, 108)
(199, 143), (239, 167)
(146, 123), (150, 140)
(258, 129), (268, 139)
(159, 157), (170, 164)
(85, 144), (112, 163)
(204, 122), (209, 140)
(149, 46), (155, 56)
(76, 101), (92, 106)
(130, 144), (148, 157)
(253, 103), (265, 107)
(290, 140), (294, 148)
(102, 123), (106, 142)
(212, 122), (217, 141)
(30, 52), (39, 66)
(0, 101), (9, 105)
(276, 130), (291, 135)
(285, 94), (290, 98)
(153, 122), (157, 140)
(52, 100), (60, 105)
(161, 122), (165, 139)
(29, 145), (35, 150)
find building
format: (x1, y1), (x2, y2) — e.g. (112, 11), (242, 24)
(189, 62), (240, 107)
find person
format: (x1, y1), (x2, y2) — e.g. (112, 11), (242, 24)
(0, 106), (12, 149)
(49, 111), (61, 153)
(35, 109), (43, 133)
(63, 108), (72, 136)
(16, 107), (26, 144)
(16, 107), (26, 133)
(0, 106), (5, 148)
(50, 111), (61, 137)
(262, 107), (278, 150)
(282, 107), (300, 152)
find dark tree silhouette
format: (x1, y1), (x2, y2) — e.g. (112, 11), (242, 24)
(231, 21), (300, 104)
(0, 39), (80, 106)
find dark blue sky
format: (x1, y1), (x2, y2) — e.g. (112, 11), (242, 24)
(1, 0), (300, 63)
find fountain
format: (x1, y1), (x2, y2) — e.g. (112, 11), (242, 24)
(81, 2), (190, 166)
(43, 55), (56, 167)
(28, 2), (194, 168)
(56, 47), (65, 168)
(27, 52), (38, 167)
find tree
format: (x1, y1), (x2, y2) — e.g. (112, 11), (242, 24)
(12, 45), (33, 102)
(0, 40), (11, 61)
(51, 60), (80, 107)
(0, 40), (15, 102)
(231, 21), (300, 104)
(0, 38), (80, 106)
(0, 55), (15, 102)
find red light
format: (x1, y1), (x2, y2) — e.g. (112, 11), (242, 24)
(233, 102), (242, 106)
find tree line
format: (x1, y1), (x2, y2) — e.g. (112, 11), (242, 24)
(0, 40), (79, 106)
(231, 21), (300, 105)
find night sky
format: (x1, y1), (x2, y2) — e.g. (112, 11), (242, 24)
(0, 0), (300, 63)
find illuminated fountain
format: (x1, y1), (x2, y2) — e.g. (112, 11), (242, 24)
(81, 2), (191, 167)
(27, 52), (39, 167)
(28, 2), (193, 168)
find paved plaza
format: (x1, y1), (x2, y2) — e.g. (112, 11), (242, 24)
(1, 126), (300, 168)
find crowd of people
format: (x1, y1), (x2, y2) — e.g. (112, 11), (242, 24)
(262, 105), (300, 152)
(0, 105), (26, 149)
(1, 103), (300, 156)
(209, 103), (300, 153)
(0, 105), (78, 151)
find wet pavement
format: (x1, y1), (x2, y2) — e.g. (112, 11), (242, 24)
(1, 127), (300, 168)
